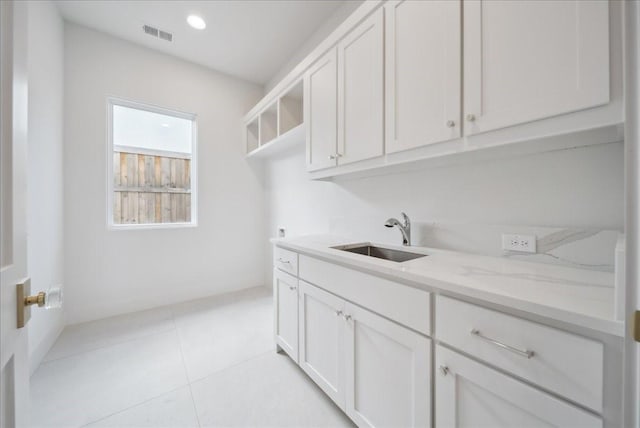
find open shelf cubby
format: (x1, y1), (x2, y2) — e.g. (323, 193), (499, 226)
(259, 101), (278, 146)
(278, 80), (303, 136)
(245, 79), (304, 158)
(246, 117), (259, 153)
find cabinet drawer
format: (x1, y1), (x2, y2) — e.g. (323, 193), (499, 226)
(435, 295), (603, 412)
(299, 255), (430, 335)
(274, 246), (298, 276)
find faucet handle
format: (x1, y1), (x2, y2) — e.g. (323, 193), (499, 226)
(401, 212), (410, 227)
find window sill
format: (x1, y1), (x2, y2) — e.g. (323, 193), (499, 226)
(108, 222), (198, 231)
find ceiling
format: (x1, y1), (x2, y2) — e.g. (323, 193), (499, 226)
(55, 0), (347, 85)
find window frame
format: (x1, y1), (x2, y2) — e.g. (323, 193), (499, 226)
(106, 97), (198, 230)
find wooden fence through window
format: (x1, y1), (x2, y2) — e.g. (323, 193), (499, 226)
(113, 150), (191, 224)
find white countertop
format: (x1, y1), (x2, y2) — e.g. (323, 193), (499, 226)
(272, 235), (624, 337)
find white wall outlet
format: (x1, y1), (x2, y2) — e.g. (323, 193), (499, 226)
(502, 233), (537, 253)
(277, 227), (286, 238)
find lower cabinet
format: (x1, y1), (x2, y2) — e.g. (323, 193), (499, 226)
(273, 269), (299, 362)
(434, 344), (602, 428)
(298, 280), (431, 427)
(298, 280), (346, 408)
(345, 302), (431, 428)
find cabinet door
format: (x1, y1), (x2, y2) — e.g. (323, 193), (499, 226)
(463, 0), (609, 136)
(273, 269), (298, 362)
(337, 7), (384, 165)
(344, 302), (431, 428)
(435, 345), (602, 428)
(298, 281), (346, 409)
(304, 48), (338, 171)
(385, 0), (461, 153)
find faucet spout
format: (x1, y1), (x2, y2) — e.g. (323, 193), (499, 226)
(384, 212), (411, 246)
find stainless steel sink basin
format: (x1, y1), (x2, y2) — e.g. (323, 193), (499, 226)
(333, 244), (427, 262)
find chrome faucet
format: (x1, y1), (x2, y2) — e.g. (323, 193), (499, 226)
(384, 212), (411, 246)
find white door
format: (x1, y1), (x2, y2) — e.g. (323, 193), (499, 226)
(385, 0), (461, 153)
(273, 269), (298, 362)
(435, 345), (602, 428)
(298, 281), (346, 409)
(304, 48), (338, 171)
(344, 302), (431, 428)
(0, 1), (30, 426)
(337, 7), (384, 165)
(463, 0), (610, 136)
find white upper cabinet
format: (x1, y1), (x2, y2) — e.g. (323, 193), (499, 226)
(385, 0), (461, 153)
(463, 0), (610, 136)
(305, 48), (338, 171)
(337, 7), (384, 165)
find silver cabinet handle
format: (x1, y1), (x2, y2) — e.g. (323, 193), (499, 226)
(328, 155), (336, 160)
(466, 114), (476, 122)
(446, 120), (455, 128)
(335, 153), (343, 158)
(277, 258), (291, 264)
(335, 310), (343, 316)
(288, 285), (296, 291)
(343, 314), (352, 321)
(439, 365), (449, 376)
(470, 329), (534, 359)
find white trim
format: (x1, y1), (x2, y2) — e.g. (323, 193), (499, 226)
(113, 145), (191, 160)
(109, 222), (197, 231)
(106, 97), (198, 230)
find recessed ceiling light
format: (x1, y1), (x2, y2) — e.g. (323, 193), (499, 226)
(187, 15), (206, 30)
(161, 123), (170, 127)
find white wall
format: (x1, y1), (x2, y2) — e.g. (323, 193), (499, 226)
(264, 142), (624, 283)
(264, 0), (364, 93)
(27, 0), (65, 373)
(64, 24), (264, 324)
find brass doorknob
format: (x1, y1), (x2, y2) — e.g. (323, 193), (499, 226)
(24, 292), (46, 307)
(17, 279), (63, 328)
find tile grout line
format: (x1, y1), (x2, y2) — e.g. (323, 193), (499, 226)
(38, 324), (178, 367)
(78, 384), (189, 428)
(187, 349), (275, 386)
(186, 384), (203, 428)
(171, 306), (202, 428)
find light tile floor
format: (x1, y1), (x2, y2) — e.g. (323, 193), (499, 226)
(30, 287), (354, 428)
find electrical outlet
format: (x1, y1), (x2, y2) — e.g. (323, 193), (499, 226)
(502, 233), (537, 253)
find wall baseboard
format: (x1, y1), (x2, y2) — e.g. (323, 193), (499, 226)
(29, 321), (64, 376)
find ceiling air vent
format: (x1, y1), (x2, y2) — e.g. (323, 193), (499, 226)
(142, 25), (173, 42)
(159, 30), (173, 42)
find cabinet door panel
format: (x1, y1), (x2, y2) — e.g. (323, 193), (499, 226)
(273, 269), (298, 362)
(464, 0), (609, 136)
(304, 48), (338, 171)
(435, 345), (602, 428)
(385, 0), (461, 153)
(298, 281), (346, 409)
(337, 7), (384, 165)
(345, 302), (430, 428)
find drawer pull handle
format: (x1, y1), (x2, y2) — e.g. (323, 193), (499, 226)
(439, 365), (449, 376)
(277, 258), (291, 265)
(470, 329), (535, 359)
(335, 310), (343, 316)
(288, 286), (296, 291)
(343, 314), (352, 322)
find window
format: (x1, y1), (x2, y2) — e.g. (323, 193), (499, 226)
(107, 98), (197, 228)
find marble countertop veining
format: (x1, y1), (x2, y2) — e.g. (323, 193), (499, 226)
(272, 235), (624, 337)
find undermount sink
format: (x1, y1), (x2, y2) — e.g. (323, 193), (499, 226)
(333, 244), (427, 263)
